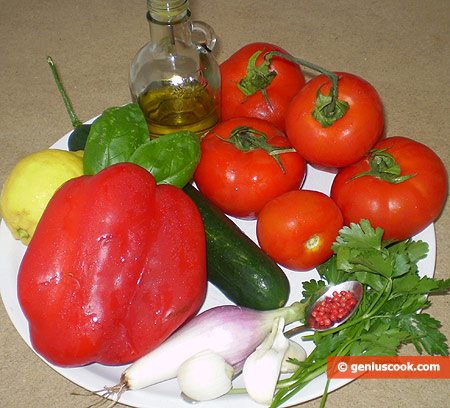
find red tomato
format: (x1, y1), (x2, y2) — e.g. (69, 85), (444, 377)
(330, 136), (448, 241)
(220, 42), (306, 131)
(194, 117), (307, 219)
(285, 72), (384, 168)
(256, 190), (344, 271)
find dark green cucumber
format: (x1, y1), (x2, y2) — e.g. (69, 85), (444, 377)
(183, 183), (290, 310)
(68, 124), (91, 151)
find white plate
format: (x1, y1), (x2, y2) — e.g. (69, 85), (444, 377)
(0, 127), (436, 408)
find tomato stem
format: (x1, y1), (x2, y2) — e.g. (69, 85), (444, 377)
(265, 51), (349, 127)
(214, 126), (296, 174)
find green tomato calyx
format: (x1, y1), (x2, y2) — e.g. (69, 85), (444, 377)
(347, 147), (417, 184)
(311, 80), (349, 127)
(236, 50), (277, 110)
(214, 126), (296, 174)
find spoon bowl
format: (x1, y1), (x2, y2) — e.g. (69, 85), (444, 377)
(306, 280), (363, 332)
(286, 280), (363, 336)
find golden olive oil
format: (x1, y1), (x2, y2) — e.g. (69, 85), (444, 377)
(138, 80), (219, 139)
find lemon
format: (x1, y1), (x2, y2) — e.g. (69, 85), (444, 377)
(0, 149), (84, 245)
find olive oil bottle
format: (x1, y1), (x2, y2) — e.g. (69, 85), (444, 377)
(138, 79), (219, 138)
(129, 0), (221, 139)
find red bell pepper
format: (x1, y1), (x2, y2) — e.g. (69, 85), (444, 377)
(17, 162), (207, 367)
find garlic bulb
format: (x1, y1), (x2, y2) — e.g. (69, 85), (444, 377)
(243, 317), (289, 405)
(281, 339), (307, 373)
(177, 349), (234, 401)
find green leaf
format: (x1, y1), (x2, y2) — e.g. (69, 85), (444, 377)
(353, 270), (387, 292)
(420, 277), (450, 293)
(301, 279), (326, 303)
(377, 291), (429, 315)
(82, 104), (202, 188)
(387, 239), (429, 277)
(332, 220), (384, 252)
(392, 313), (449, 355)
(352, 252), (394, 278)
(392, 272), (421, 294)
(393, 273), (450, 295)
(311, 331), (348, 361)
(349, 328), (410, 356)
(83, 103), (150, 175)
(383, 297), (405, 314)
(349, 319), (411, 356)
(317, 255), (347, 284)
(129, 130), (201, 188)
(402, 240), (429, 263)
(334, 247), (356, 272)
(399, 294), (429, 314)
(392, 253), (411, 277)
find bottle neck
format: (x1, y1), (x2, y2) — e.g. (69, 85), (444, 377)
(146, 9), (192, 49)
(147, 0), (189, 20)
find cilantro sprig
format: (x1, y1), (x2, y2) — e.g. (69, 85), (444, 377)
(273, 219), (450, 408)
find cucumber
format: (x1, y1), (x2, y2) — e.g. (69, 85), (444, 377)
(68, 124), (90, 151)
(183, 183), (290, 310)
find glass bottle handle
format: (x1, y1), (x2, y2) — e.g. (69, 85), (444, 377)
(191, 20), (217, 51)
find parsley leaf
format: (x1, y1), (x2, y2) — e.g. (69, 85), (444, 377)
(349, 328), (411, 356)
(391, 313), (449, 355)
(393, 273), (450, 295)
(332, 219), (383, 251)
(301, 279), (326, 302)
(317, 255), (346, 284)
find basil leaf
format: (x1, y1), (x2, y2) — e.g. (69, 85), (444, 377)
(83, 103), (150, 175)
(82, 103), (201, 187)
(129, 130), (201, 188)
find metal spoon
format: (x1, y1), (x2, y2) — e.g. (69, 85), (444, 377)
(286, 280), (363, 336)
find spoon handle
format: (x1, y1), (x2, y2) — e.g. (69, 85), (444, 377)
(284, 324), (308, 337)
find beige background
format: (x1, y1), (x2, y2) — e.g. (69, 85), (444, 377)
(0, 0), (449, 407)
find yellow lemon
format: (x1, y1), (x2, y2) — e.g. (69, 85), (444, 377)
(0, 149), (84, 245)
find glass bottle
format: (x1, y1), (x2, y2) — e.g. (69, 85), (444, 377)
(129, 0), (221, 139)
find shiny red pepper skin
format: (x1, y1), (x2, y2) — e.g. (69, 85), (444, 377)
(17, 163), (207, 367)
